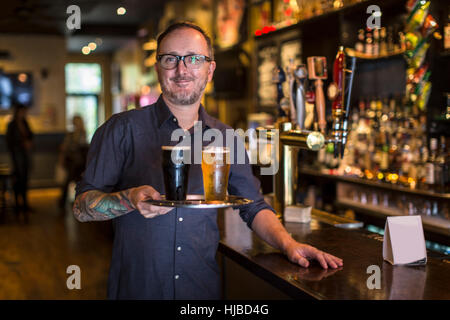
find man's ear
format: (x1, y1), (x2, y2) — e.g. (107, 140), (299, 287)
(207, 60), (216, 82)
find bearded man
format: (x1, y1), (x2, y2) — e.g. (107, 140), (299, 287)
(73, 22), (342, 299)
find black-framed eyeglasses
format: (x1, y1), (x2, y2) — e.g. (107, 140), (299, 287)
(156, 54), (212, 70)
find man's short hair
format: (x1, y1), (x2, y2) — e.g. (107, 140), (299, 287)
(156, 21), (214, 60)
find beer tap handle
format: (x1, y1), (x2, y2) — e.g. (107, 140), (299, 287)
(344, 56), (356, 121)
(296, 82), (306, 130)
(331, 46), (345, 158)
(315, 79), (326, 133)
(295, 64), (307, 130)
(288, 66), (297, 125)
(273, 66), (287, 118)
(307, 56), (327, 134)
(340, 56), (357, 158)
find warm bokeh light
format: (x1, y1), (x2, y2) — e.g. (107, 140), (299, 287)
(88, 42), (97, 51)
(144, 52), (157, 67)
(117, 7), (126, 15)
(143, 39), (157, 51)
(372, 11), (382, 17)
(141, 85), (151, 95)
(82, 46), (91, 55)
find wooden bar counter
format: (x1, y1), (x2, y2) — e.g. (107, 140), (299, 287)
(217, 209), (450, 300)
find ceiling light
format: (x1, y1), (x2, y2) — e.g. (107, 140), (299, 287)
(117, 7), (126, 15)
(372, 11), (382, 17)
(82, 46), (91, 55)
(88, 42), (97, 50)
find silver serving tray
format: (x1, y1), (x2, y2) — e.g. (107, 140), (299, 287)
(145, 194), (253, 209)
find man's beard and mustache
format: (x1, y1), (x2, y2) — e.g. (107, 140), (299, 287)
(161, 75), (208, 105)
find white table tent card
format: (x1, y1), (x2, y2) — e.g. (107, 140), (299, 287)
(383, 215), (427, 266)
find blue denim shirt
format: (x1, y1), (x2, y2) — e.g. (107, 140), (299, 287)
(76, 95), (275, 299)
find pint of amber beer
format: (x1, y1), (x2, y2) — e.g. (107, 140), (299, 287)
(201, 147), (230, 201)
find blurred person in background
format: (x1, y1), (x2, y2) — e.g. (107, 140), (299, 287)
(6, 104), (33, 218)
(59, 115), (89, 208)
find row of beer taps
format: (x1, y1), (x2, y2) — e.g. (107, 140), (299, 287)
(273, 46), (357, 159)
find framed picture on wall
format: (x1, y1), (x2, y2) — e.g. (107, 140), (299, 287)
(0, 70), (34, 111)
(257, 44), (278, 107)
(280, 39), (302, 99)
(215, 0), (247, 49)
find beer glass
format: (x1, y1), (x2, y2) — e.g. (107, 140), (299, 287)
(201, 147), (231, 201)
(161, 146), (190, 201)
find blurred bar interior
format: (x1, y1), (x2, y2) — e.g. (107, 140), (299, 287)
(0, 0), (449, 299)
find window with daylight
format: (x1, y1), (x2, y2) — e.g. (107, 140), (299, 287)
(65, 63), (102, 141)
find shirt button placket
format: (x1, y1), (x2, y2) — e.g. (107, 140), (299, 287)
(174, 212), (182, 296)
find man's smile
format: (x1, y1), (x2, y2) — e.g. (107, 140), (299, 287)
(172, 78), (194, 87)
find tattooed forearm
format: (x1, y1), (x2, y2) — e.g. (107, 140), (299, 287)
(73, 189), (135, 222)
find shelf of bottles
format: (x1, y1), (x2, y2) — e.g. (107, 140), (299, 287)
(252, 0), (366, 37)
(299, 1), (450, 228)
(321, 96), (449, 191)
(314, 0), (448, 194)
(345, 25), (407, 59)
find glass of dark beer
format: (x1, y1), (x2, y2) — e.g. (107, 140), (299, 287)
(161, 146), (191, 201)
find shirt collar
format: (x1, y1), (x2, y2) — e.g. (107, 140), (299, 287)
(155, 94), (216, 130)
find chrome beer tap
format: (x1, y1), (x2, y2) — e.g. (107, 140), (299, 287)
(269, 46), (357, 217)
(327, 46), (357, 158)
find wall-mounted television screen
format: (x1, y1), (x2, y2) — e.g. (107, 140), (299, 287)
(0, 71), (33, 110)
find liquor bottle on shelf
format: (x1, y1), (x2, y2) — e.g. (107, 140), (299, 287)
(332, 92), (439, 195)
(398, 31), (406, 51)
(379, 132), (390, 176)
(369, 99), (376, 120)
(418, 136), (429, 186)
(355, 29), (365, 53)
(379, 27), (387, 55)
(373, 28), (380, 56)
(324, 143), (339, 170)
(381, 97), (389, 121)
(365, 29), (373, 56)
(410, 138), (422, 187)
(375, 96), (383, 119)
(358, 99), (366, 120)
(425, 138), (438, 187)
(387, 26), (395, 53)
(435, 136), (449, 192)
(400, 136), (412, 185)
(389, 136), (400, 178)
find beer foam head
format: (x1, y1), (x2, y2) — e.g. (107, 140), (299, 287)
(202, 146), (230, 165)
(161, 145), (191, 151)
(162, 145), (191, 165)
(202, 146), (230, 153)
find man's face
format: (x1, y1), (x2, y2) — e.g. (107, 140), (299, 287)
(155, 28), (216, 106)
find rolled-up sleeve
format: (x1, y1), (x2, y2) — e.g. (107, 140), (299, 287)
(227, 136), (276, 229)
(76, 114), (130, 196)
